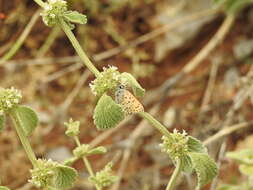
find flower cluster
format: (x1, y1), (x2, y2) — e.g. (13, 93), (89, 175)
(29, 159), (56, 188)
(89, 66), (121, 97)
(41, 0), (67, 27)
(29, 159), (77, 189)
(160, 129), (189, 161)
(64, 118), (80, 137)
(88, 162), (118, 188)
(0, 87), (22, 114)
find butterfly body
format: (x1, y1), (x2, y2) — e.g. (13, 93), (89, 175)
(115, 85), (144, 115)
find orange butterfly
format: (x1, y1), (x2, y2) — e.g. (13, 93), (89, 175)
(115, 85), (144, 115)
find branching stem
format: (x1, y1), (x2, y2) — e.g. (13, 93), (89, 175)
(74, 137), (101, 190)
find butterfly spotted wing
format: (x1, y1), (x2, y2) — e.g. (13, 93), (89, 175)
(115, 85), (144, 115)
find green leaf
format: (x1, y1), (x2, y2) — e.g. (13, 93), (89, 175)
(63, 11), (87, 25)
(120, 72), (145, 97)
(0, 114), (5, 131)
(53, 165), (77, 189)
(189, 152), (218, 190)
(0, 186), (10, 190)
(15, 106), (38, 136)
(88, 146), (107, 155)
(226, 149), (253, 165)
(181, 155), (193, 172)
(188, 136), (207, 153)
(239, 164), (253, 176)
(93, 94), (124, 130)
(63, 157), (78, 166)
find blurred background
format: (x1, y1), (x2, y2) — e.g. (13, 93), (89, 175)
(1, 0), (253, 189)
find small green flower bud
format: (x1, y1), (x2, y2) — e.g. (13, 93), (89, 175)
(41, 0), (67, 27)
(29, 159), (57, 188)
(88, 162), (118, 188)
(73, 144), (90, 158)
(89, 66), (121, 97)
(29, 159), (77, 189)
(160, 129), (189, 161)
(64, 118), (80, 137)
(0, 87), (22, 114)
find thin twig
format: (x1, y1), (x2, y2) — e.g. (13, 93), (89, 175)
(200, 57), (220, 111)
(42, 63), (82, 83)
(159, 14), (235, 99)
(0, 10), (41, 64)
(36, 26), (61, 57)
(95, 8), (219, 61)
(210, 66), (253, 190)
(1, 8), (218, 67)
(60, 70), (90, 112)
(111, 106), (160, 190)
(203, 122), (251, 146)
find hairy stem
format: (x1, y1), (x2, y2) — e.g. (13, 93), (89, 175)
(166, 159), (182, 190)
(59, 18), (101, 77)
(10, 110), (38, 168)
(138, 112), (170, 137)
(74, 137), (101, 190)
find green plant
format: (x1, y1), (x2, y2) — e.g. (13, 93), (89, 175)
(0, 0), (221, 189)
(0, 87), (118, 190)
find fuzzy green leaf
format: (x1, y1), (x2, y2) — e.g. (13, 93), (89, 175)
(93, 94), (124, 130)
(120, 72), (145, 97)
(15, 106), (38, 136)
(63, 11), (87, 24)
(88, 146), (107, 155)
(181, 155), (193, 173)
(0, 186), (10, 190)
(63, 157), (78, 166)
(53, 165), (77, 189)
(189, 152), (218, 190)
(188, 136), (207, 153)
(226, 149), (253, 165)
(0, 114), (5, 132)
(180, 136), (207, 172)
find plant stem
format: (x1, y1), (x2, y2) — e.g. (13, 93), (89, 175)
(0, 10), (40, 64)
(74, 137), (101, 190)
(166, 159), (182, 190)
(59, 18), (101, 77)
(138, 112), (170, 137)
(36, 26), (61, 57)
(9, 110), (38, 168)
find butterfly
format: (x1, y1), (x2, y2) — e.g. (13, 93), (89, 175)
(115, 85), (144, 115)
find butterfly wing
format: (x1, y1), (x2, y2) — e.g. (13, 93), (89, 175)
(117, 89), (144, 115)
